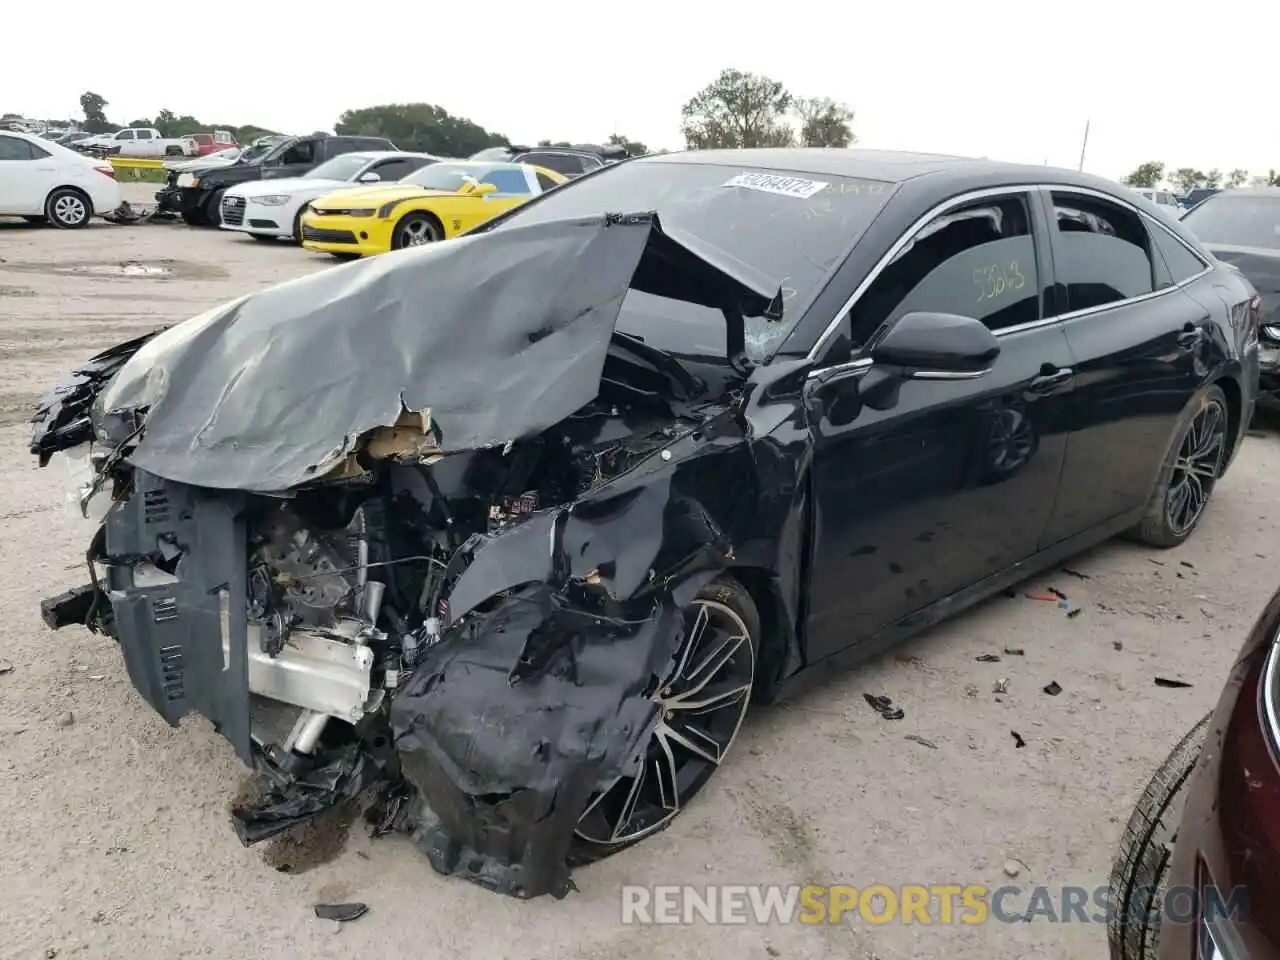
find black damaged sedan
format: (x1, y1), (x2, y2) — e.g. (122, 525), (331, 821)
(31, 149), (1260, 898)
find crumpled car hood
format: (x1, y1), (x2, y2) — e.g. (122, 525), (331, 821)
(94, 211), (782, 493)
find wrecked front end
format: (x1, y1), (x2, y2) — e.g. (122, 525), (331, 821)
(31, 211), (780, 898)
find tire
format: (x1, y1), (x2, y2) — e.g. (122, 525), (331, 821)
(22, 215), (47, 225)
(568, 575), (760, 866)
(45, 188), (92, 228)
(165, 146), (183, 156)
(1107, 715), (1210, 960)
(292, 207), (307, 244)
(205, 189), (226, 228)
(1129, 385), (1228, 548)
(391, 212), (442, 250)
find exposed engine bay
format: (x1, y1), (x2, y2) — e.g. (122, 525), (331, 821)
(32, 211), (784, 899)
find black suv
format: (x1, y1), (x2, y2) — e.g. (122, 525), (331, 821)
(158, 132), (399, 226)
(467, 143), (630, 179)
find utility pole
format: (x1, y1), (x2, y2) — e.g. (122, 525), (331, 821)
(1077, 120), (1090, 172)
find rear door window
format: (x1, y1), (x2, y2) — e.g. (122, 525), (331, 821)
(0, 135), (35, 160)
(1048, 191), (1155, 314)
(1149, 223), (1210, 284)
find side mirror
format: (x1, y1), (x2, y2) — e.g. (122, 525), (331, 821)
(870, 311), (1000, 378)
(358, 171), (381, 183)
(859, 311), (999, 411)
(462, 181), (498, 196)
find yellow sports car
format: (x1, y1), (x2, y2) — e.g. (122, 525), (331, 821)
(299, 161), (568, 257)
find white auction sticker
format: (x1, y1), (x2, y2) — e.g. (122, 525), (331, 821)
(722, 173), (829, 199)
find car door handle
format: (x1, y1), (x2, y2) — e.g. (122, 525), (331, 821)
(1027, 367), (1074, 396)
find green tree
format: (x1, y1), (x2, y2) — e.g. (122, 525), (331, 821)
(79, 91), (116, 133)
(608, 133), (648, 155)
(795, 97), (855, 148)
(1267, 170), (1280, 187)
(1171, 167), (1207, 193)
(1205, 168), (1223, 188)
(680, 69), (795, 149)
(335, 103), (507, 156)
(79, 91), (107, 123)
(1122, 161), (1165, 188)
(1227, 168), (1249, 188)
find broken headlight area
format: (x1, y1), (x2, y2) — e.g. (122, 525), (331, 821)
(32, 211), (775, 897)
(39, 398), (734, 897)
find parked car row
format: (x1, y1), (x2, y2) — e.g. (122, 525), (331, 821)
(155, 134), (626, 257)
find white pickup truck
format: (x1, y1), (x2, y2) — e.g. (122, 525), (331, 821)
(76, 127), (198, 158)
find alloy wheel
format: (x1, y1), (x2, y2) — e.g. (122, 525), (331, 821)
(52, 194), (87, 226)
(401, 218), (440, 248)
(1166, 398), (1226, 537)
(574, 598), (754, 846)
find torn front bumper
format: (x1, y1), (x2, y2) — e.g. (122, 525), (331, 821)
(98, 469), (255, 762)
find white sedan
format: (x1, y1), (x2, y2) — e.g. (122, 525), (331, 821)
(220, 151), (443, 243)
(0, 130), (123, 228)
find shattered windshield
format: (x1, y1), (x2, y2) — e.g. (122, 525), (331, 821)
(486, 160), (894, 362)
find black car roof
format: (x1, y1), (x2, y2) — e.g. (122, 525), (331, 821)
(641, 147), (1127, 194)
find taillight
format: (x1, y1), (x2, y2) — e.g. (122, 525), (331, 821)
(94, 165), (115, 179)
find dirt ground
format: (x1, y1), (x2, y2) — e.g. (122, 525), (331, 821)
(1, 202), (1276, 960)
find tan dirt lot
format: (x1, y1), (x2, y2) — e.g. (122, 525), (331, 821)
(1, 203), (1276, 960)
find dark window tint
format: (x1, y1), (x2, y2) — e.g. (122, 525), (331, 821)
(850, 195), (1040, 345)
(29, 142), (49, 159)
(136, 129), (154, 140)
(280, 141), (316, 165)
(0, 135), (34, 160)
(370, 158), (424, 181)
(478, 168), (530, 194)
(535, 172), (560, 192)
(1050, 192), (1154, 313)
(522, 152), (586, 176)
(1181, 194), (1280, 250)
(1149, 224), (1209, 284)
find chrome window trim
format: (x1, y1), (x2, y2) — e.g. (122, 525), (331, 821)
(805, 185), (1038, 362)
(1263, 636), (1279, 754)
(805, 182), (1219, 365)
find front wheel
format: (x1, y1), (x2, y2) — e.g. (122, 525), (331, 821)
(205, 189), (226, 227)
(392, 212), (442, 249)
(569, 576), (759, 864)
(1129, 385), (1228, 548)
(45, 188), (92, 228)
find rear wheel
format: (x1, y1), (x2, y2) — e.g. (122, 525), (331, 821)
(392, 212), (442, 250)
(569, 576), (759, 864)
(1129, 386), (1228, 548)
(45, 188), (91, 228)
(1107, 715), (1210, 959)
